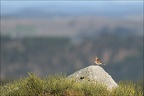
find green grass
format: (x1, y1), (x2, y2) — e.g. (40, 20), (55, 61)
(0, 73), (143, 96)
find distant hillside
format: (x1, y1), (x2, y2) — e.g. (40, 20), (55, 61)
(1, 16), (143, 38)
(1, 35), (143, 82)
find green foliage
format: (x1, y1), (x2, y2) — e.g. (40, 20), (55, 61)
(111, 81), (143, 96)
(1, 73), (143, 96)
(1, 36), (143, 81)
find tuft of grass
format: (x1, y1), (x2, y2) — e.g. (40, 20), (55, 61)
(1, 73), (44, 96)
(111, 81), (143, 96)
(0, 73), (143, 96)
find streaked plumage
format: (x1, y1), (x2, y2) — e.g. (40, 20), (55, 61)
(95, 57), (105, 65)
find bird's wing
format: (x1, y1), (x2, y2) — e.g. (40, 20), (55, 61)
(96, 58), (101, 63)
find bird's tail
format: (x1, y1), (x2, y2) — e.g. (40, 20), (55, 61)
(102, 63), (106, 65)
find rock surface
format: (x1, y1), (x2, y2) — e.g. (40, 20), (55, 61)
(67, 65), (118, 90)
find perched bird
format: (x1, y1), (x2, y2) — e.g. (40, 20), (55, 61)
(95, 57), (105, 65)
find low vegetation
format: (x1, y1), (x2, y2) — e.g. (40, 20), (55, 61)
(0, 73), (143, 96)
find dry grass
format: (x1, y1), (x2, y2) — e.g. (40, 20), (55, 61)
(0, 73), (143, 96)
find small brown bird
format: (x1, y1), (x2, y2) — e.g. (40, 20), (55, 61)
(95, 57), (105, 65)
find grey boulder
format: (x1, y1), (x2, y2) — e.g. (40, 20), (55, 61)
(67, 65), (118, 90)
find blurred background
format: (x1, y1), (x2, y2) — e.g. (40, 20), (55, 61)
(1, 1), (143, 83)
